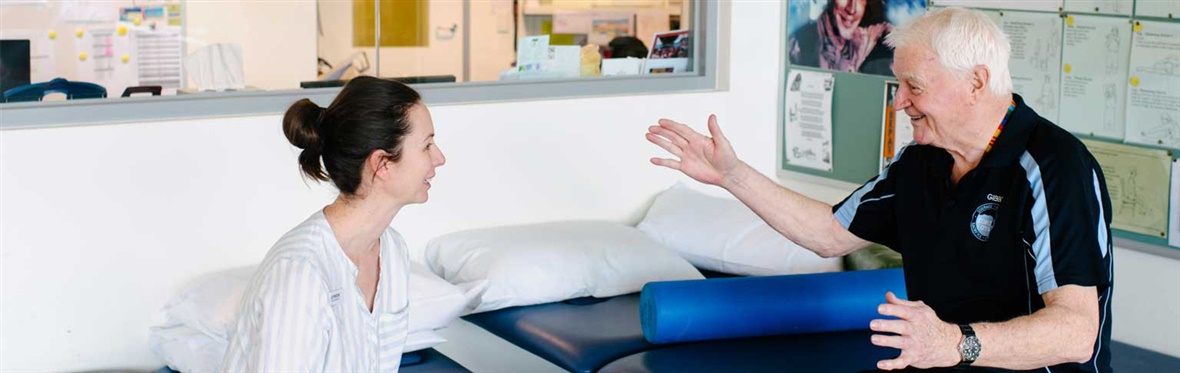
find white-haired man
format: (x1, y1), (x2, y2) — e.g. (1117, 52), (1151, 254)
(646, 7), (1111, 372)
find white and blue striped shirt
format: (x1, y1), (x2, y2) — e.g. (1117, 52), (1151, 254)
(222, 211), (410, 372)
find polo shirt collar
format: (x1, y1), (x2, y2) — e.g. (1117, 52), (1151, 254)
(979, 94), (1036, 168)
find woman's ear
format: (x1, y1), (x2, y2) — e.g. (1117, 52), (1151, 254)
(366, 150), (392, 180)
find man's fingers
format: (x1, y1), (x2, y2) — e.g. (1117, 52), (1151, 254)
(869, 319), (909, 335)
(870, 334), (906, 349)
(658, 118), (709, 143)
(885, 291), (920, 306)
(877, 355), (911, 371)
(648, 125), (690, 149)
(646, 133), (684, 158)
(650, 157), (681, 170)
(878, 303), (913, 320)
(706, 114), (730, 145)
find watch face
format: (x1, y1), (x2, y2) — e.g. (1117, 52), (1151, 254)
(961, 335), (982, 361)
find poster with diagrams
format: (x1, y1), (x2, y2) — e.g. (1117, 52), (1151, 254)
(1063, 0), (1132, 16)
(1059, 15), (1131, 140)
(1169, 159), (1179, 247)
(1082, 139), (1172, 237)
(784, 69), (835, 172)
(989, 10), (1063, 123)
(1125, 20), (1180, 150)
(1136, 1), (1180, 18)
(880, 81), (914, 171)
(930, 0), (1062, 12)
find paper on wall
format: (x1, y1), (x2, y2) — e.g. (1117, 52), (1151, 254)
(1124, 20), (1180, 150)
(881, 81), (914, 171)
(1082, 139), (1172, 238)
(784, 69), (835, 172)
(553, 11), (592, 34)
(987, 10), (1062, 123)
(931, 0), (1061, 12)
(1169, 159), (1179, 247)
(1059, 15), (1131, 140)
(1063, 0), (1132, 16)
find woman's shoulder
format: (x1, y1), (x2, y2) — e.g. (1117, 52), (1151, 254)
(265, 212), (334, 266)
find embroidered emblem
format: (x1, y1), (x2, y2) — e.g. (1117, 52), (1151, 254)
(971, 202), (999, 242)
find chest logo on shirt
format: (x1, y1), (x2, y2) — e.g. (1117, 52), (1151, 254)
(971, 202), (1000, 242)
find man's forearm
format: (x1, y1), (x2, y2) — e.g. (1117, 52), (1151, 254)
(972, 285), (1100, 369)
(720, 162), (868, 257)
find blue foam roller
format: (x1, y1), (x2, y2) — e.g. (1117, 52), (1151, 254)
(640, 268), (907, 344)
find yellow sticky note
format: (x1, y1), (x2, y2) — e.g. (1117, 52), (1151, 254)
(133, 19), (141, 26)
(1130, 76), (1140, 87)
(117, 25), (128, 36)
(75, 29), (84, 38)
(78, 52), (87, 61)
(48, 30), (57, 39)
(1064, 64), (1072, 74)
(1133, 22), (1142, 33)
(122, 54), (130, 63)
(1066, 16), (1075, 26)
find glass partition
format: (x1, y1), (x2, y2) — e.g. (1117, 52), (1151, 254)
(0, 0), (715, 129)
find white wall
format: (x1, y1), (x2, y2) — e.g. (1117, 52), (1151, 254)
(0, 2), (1177, 372)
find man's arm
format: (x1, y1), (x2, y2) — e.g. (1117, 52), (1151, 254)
(646, 115), (870, 258)
(722, 162), (870, 258)
(871, 285), (1100, 370)
(972, 285), (1101, 368)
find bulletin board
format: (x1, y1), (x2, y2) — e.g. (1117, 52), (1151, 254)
(779, 0), (1180, 252)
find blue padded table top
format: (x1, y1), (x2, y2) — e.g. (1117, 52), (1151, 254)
(461, 294), (655, 373)
(599, 331), (1180, 373)
(598, 329), (894, 373)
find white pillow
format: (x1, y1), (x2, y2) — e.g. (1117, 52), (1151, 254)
(424, 220), (704, 314)
(637, 183), (843, 276)
(149, 262), (472, 370)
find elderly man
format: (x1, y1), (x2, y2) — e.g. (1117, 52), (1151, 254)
(646, 7), (1112, 372)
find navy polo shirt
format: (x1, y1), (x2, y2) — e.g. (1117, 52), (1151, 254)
(833, 95), (1113, 372)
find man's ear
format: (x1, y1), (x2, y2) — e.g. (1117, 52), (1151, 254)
(970, 65), (991, 99)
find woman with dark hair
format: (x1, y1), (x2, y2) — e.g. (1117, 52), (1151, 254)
(789, 0), (893, 75)
(222, 76), (446, 371)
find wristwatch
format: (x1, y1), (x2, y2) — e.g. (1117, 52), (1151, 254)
(956, 324), (981, 368)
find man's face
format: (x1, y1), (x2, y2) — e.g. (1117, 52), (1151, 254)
(832, 0), (867, 39)
(890, 46), (974, 148)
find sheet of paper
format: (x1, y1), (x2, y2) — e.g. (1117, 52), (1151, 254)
(587, 11), (633, 46)
(0, 29), (58, 82)
(1170, 159), (1180, 247)
(545, 45), (581, 79)
(132, 28), (183, 94)
(58, 0), (117, 23)
(989, 10), (1062, 123)
(784, 69), (835, 172)
(1059, 15), (1131, 140)
(516, 35), (549, 74)
(75, 28), (136, 98)
(1063, 0), (1132, 15)
(601, 58), (644, 76)
(1082, 139), (1172, 238)
(931, 0), (1061, 12)
(553, 11), (592, 34)
(1136, 1), (1180, 18)
(1125, 20), (1180, 150)
(881, 81), (914, 171)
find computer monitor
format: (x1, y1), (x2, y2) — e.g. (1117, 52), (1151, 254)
(0, 39), (32, 94)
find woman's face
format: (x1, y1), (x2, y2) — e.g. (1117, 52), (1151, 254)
(387, 103), (446, 205)
(832, 0), (867, 39)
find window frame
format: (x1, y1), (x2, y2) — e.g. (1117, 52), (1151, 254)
(0, 0), (720, 130)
